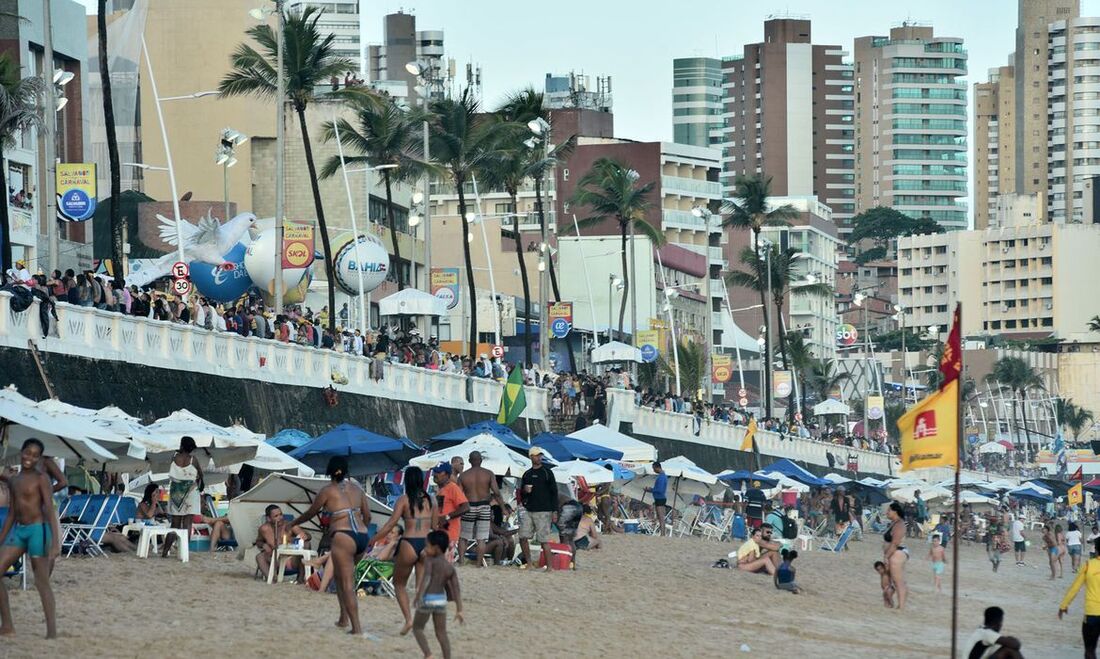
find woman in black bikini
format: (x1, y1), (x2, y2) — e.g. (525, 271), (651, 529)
(289, 456), (373, 637)
(883, 501), (909, 610)
(371, 466), (438, 633)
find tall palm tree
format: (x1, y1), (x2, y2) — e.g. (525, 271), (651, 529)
(0, 54), (43, 272)
(1057, 398), (1095, 444)
(219, 6), (354, 335)
(97, 0), (124, 289)
(785, 330), (816, 415)
(810, 358), (850, 403)
(572, 157), (660, 339)
(320, 92), (428, 291)
(429, 87), (507, 359)
(721, 174), (797, 415)
(658, 338), (706, 397)
(986, 356), (1045, 458)
(1089, 315), (1100, 334)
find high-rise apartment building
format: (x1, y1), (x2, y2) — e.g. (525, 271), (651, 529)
(287, 0), (362, 71)
(719, 19), (856, 230)
(853, 24), (968, 232)
(672, 57), (723, 148)
(1048, 16), (1100, 222)
(366, 12), (448, 103)
(973, 1), (1079, 226)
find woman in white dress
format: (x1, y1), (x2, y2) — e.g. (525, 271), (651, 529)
(161, 436), (204, 558)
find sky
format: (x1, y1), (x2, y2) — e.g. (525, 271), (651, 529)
(72, 0), (1100, 142)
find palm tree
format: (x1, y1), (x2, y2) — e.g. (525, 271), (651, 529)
(320, 92), (428, 291)
(986, 356), (1045, 458)
(1089, 315), (1100, 334)
(97, 0), (124, 289)
(572, 157), (660, 339)
(809, 358), (850, 405)
(219, 6), (355, 335)
(1057, 398), (1095, 444)
(0, 54), (43, 272)
(721, 174), (797, 415)
(429, 88), (508, 359)
(785, 331), (816, 416)
(658, 338), (706, 397)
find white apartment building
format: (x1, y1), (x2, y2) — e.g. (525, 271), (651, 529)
(1048, 16), (1100, 222)
(287, 0), (362, 71)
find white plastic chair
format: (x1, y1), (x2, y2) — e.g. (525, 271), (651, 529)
(698, 509), (734, 541)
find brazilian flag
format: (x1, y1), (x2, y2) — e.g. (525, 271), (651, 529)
(497, 366), (527, 425)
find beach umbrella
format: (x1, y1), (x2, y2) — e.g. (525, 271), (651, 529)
(568, 423), (657, 462)
(717, 470), (778, 489)
(590, 340), (643, 364)
(410, 435), (532, 477)
(631, 456), (725, 508)
(755, 471), (811, 494)
(1026, 478), (1070, 497)
(220, 425), (314, 477)
(891, 484), (952, 503)
(267, 429), (312, 451)
(290, 424), (416, 476)
(432, 420), (530, 453)
(1007, 485), (1053, 503)
(824, 473), (853, 485)
(996, 439), (1014, 450)
(143, 409), (260, 467)
(530, 432), (624, 462)
(552, 459), (615, 485)
(594, 459), (636, 482)
(978, 441), (1007, 455)
(934, 474), (995, 490)
(939, 490), (998, 509)
(812, 399), (851, 416)
(0, 387), (119, 464)
(31, 397), (151, 467)
(760, 458), (831, 487)
(858, 476), (887, 487)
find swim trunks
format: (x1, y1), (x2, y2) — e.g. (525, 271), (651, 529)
(2, 522), (51, 557)
(460, 503), (492, 541)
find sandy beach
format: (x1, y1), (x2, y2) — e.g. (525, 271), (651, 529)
(0, 532), (1084, 658)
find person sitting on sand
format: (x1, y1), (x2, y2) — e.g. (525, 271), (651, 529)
(736, 526), (780, 575)
(774, 548), (800, 594)
(136, 483), (163, 522)
(0, 438), (62, 639)
(575, 505), (602, 551)
(255, 504), (312, 578)
(485, 503), (517, 565)
(874, 560), (895, 608)
(409, 530), (464, 659)
(967, 606), (1023, 658)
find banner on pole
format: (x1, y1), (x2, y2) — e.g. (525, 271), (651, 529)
(867, 395), (885, 421)
(773, 370), (792, 398)
(56, 163), (97, 221)
(548, 302), (573, 338)
(636, 330), (659, 363)
(430, 267), (461, 310)
(282, 221), (315, 268)
(712, 354), (733, 383)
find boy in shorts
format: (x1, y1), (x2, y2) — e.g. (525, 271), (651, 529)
(0, 438), (62, 638)
(411, 530), (464, 658)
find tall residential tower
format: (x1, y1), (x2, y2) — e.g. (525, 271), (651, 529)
(671, 57), (722, 148)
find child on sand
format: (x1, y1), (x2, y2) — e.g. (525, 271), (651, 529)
(874, 560), (895, 608)
(774, 548), (800, 594)
(0, 438), (62, 639)
(929, 533), (946, 594)
(408, 530), (464, 659)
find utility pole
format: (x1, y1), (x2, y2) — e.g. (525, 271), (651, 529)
(273, 0), (286, 314)
(43, 0), (58, 273)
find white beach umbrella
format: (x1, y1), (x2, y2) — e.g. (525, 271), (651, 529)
(567, 423), (657, 462)
(891, 484), (952, 503)
(32, 398), (149, 466)
(410, 434), (532, 477)
(977, 441), (1007, 455)
(142, 409), (260, 468)
(0, 387), (118, 464)
(552, 459), (615, 485)
(214, 426), (315, 477)
(824, 473), (853, 485)
(590, 340), (643, 364)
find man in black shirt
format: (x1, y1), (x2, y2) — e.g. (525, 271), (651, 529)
(744, 480), (766, 529)
(518, 447), (558, 569)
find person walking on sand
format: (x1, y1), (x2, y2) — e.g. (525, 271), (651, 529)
(372, 466), (438, 634)
(883, 501), (909, 610)
(0, 439), (62, 639)
(287, 456), (375, 639)
(1068, 522), (1084, 574)
(1010, 514), (1027, 567)
(410, 530), (464, 659)
(1059, 537), (1100, 659)
(1057, 524), (1068, 578)
(1044, 525), (1059, 580)
(928, 533), (946, 594)
(161, 436), (204, 558)
(457, 451), (503, 567)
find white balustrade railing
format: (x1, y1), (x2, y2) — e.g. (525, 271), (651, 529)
(0, 292), (547, 422)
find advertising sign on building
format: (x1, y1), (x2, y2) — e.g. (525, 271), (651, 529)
(548, 302), (573, 338)
(867, 395), (885, 421)
(836, 323), (859, 348)
(281, 221), (315, 269)
(636, 330), (659, 363)
(430, 267), (461, 310)
(773, 370), (793, 398)
(56, 163), (97, 222)
(711, 354), (733, 383)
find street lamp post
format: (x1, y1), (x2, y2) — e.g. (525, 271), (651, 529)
(607, 274), (622, 344)
(216, 127), (247, 221)
(140, 35), (186, 266)
(407, 61), (435, 286)
(527, 117), (553, 372)
(692, 206), (716, 401)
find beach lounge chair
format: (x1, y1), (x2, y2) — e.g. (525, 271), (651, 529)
(698, 509), (735, 542)
(60, 495), (123, 557)
(797, 517), (827, 551)
(354, 558), (396, 597)
(671, 505), (704, 537)
(819, 523), (855, 553)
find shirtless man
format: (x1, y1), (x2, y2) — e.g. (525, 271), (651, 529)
(0, 439), (62, 638)
(457, 451), (503, 567)
(255, 505), (312, 579)
(2, 456), (68, 494)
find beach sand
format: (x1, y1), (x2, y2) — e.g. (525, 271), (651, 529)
(0, 532), (1082, 658)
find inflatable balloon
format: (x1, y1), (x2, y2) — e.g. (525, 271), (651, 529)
(333, 234), (389, 295)
(243, 227), (311, 297)
(189, 242), (254, 303)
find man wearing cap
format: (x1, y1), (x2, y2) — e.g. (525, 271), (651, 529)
(432, 462), (469, 561)
(8, 259), (32, 287)
(518, 446), (558, 569)
(745, 480), (767, 529)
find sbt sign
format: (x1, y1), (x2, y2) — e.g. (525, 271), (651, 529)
(835, 323), (859, 347)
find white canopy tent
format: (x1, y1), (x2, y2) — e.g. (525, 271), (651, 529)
(568, 423), (657, 462)
(590, 341), (642, 364)
(619, 456), (724, 509)
(142, 409), (259, 468)
(410, 434), (532, 477)
(378, 288), (447, 317)
(0, 387), (118, 464)
(227, 474), (392, 548)
(31, 395), (149, 467)
(552, 460), (615, 485)
(824, 473), (853, 485)
(757, 471), (811, 495)
(977, 441), (1007, 455)
(813, 399), (851, 416)
(891, 484), (952, 503)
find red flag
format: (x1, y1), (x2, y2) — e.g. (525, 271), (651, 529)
(939, 304), (962, 389)
(1072, 466), (1084, 482)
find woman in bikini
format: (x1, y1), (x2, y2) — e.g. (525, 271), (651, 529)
(288, 456), (373, 638)
(883, 501), (909, 610)
(371, 465), (438, 634)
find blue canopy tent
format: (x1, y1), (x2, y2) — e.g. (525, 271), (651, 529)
(842, 481), (890, 506)
(432, 420), (530, 453)
(267, 429), (312, 451)
(717, 470), (778, 489)
(1007, 486), (1054, 504)
(289, 424), (420, 476)
(530, 432), (624, 462)
(760, 459), (831, 487)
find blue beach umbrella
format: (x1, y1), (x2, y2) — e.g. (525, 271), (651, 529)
(267, 429), (312, 451)
(432, 420), (530, 453)
(290, 424), (418, 476)
(530, 432), (624, 462)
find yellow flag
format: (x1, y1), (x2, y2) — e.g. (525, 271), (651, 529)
(897, 379), (958, 472)
(1069, 483), (1084, 506)
(740, 417), (757, 451)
